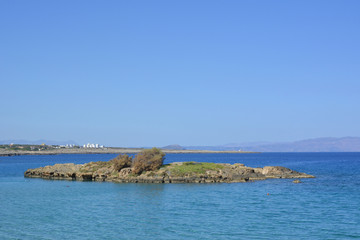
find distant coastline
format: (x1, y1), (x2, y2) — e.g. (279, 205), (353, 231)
(0, 147), (257, 157)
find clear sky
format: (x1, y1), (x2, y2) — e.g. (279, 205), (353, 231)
(1, 0), (359, 147)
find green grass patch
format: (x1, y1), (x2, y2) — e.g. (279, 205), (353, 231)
(170, 162), (223, 176)
(160, 164), (170, 168)
(79, 161), (112, 172)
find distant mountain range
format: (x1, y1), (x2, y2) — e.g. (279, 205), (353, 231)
(163, 137), (360, 152)
(0, 139), (78, 146)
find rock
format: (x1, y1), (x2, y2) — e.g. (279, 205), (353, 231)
(293, 179), (302, 183)
(119, 167), (132, 177)
(261, 166), (310, 179)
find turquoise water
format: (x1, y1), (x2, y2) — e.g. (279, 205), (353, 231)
(1, 153), (360, 239)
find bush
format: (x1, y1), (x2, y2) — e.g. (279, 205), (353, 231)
(132, 148), (165, 175)
(111, 154), (133, 171)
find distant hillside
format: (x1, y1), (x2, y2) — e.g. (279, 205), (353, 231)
(185, 137), (360, 152)
(245, 137), (360, 152)
(185, 142), (271, 151)
(0, 139), (78, 146)
(161, 144), (186, 150)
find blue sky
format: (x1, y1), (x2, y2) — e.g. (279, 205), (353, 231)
(1, 0), (359, 147)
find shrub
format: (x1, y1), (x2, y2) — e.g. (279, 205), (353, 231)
(132, 148), (165, 175)
(110, 154), (133, 171)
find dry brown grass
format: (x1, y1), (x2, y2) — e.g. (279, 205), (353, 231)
(110, 154), (133, 171)
(132, 148), (165, 175)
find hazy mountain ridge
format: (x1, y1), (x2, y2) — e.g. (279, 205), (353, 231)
(245, 137), (360, 152)
(178, 137), (360, 152)
(0, 139), (78, 146)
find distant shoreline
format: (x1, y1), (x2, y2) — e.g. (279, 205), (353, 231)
(0, 148), (258, 157)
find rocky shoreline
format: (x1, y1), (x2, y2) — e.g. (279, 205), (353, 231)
(24, 161), (314, 183)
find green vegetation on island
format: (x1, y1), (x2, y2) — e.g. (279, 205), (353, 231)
(109, 148), (224, 176)
(110, 147), (165, 174)
(170, 162), (224, 176)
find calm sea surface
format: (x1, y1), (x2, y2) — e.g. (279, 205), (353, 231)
(1, 153), (359, 239)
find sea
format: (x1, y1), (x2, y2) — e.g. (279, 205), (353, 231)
(0, 153), (359, 240)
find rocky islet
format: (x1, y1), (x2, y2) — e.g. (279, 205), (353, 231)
(24, 161), (314, 183)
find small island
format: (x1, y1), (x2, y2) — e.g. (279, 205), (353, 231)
(24, 148), (314, 183)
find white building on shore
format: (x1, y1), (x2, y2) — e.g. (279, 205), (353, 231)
(83, 143), (104, 148)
